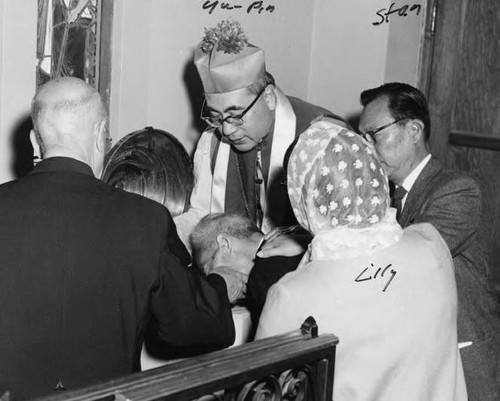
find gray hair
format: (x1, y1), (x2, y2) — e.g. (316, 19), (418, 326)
(190, 213), (261, 273)
(31, 84), (107, 134)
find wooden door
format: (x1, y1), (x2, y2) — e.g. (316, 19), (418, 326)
(419, 0), (500, 288)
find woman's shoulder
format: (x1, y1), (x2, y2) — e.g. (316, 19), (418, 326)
(403, 222), (445, 243)
(401, 222), (453, 264)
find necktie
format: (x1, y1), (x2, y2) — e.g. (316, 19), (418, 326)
(255, 147), (266, 229)
(391, 186), (407, 222)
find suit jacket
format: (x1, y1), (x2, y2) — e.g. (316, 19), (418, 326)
(246, 253), (304, 330)
(0, 157), (235, 400)
(399, 156), (500, 401)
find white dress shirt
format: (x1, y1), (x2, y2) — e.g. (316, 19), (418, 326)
(398, 153), (431, 209)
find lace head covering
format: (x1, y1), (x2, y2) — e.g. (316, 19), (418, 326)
(287, 121), (390, 233)
(287, 121), (401, 261)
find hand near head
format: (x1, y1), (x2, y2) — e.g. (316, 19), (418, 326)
(190, 213), (263, 302)
(256, 234), (305, 258)
(211, 266), (248, 304)
(210, 241), (254, 303)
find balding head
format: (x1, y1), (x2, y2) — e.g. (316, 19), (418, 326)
(31, 77), (108, 177)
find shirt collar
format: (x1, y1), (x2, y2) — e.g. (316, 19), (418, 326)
(30, 157), (95, 177)
(401, 153), (431, 192)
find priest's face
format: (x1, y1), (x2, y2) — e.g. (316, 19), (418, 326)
(203, 86), (276, 152)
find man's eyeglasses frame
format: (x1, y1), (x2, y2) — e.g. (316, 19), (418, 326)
(200, 86), (267, 128)
(362, 117), (405, 144)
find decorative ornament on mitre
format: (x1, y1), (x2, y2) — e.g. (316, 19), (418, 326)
(194, 20), (266, 94)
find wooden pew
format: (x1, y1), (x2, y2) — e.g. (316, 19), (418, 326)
(30, 317), (339, 401)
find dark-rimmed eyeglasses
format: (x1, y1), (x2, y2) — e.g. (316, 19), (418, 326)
(362, 117), (405, 144)
(200, 87), (266, 128)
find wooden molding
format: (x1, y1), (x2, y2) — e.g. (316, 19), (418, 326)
(31, 324), (338, 401)
(449, 131), (500, 151)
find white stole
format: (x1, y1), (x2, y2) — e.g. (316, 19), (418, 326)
(211, 88), (296, 233)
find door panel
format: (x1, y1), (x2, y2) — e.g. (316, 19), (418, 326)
(421, 0), (500, 286)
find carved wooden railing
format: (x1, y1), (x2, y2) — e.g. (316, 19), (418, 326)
(30, 317), (338, 401)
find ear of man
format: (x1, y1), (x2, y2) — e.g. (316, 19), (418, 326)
(94, 120), (107, 153)
(408, 119), (425, 144)
(216, 234), (232, 251)
(29, 130), (42, 160)
(263, 85), (277, 111)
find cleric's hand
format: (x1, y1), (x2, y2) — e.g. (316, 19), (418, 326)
(256, 234), (305, 258)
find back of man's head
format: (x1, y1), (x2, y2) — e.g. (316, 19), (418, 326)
(360, 82), (431, 140)
(31, 77), (108, 176)
(190, 213), (261, 274)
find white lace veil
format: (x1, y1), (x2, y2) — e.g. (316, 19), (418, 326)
(287, 121), (402, 262)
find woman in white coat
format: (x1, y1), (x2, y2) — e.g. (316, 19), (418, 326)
(255, 121), (467, 401)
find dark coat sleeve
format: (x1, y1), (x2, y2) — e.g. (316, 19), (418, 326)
(246, 254), (303, 327)
(147, 212), (235, 358)
(410, 174), (481, 257)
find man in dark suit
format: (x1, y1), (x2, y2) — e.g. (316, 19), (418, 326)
(358, 82), (500, 401)
(0, 77), (237, 400)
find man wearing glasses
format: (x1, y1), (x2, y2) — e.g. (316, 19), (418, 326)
(174, 20), (346, 250)
(358, 82), (500, 401)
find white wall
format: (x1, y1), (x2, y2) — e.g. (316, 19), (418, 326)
(0, 0), (37, 184)
(385, 0), (427, 85)
(308, 0), (426, 123)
